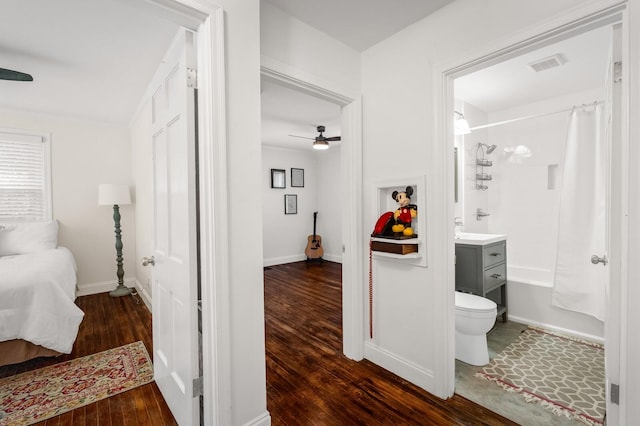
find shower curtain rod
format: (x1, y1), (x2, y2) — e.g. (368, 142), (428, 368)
(468, 100), (604, 132)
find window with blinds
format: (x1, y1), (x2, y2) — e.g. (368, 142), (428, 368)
(0, 130), (52, 222)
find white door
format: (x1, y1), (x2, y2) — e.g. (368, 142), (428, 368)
(150, 29), (199, 426)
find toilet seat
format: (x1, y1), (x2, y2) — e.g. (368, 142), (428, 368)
(455, 291), (497, 314)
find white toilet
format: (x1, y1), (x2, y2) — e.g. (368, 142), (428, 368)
(455, 291), (497, 366)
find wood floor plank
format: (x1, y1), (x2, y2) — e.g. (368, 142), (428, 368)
(57, 410), (73, 426)
(96, 398), (111, 426)
(0, 292), (176, 425)
(264, 261), (517, 425)
(150, 382), (178, 425)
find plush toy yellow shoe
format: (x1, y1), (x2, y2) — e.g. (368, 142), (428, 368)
(403, 227), (414, 236)
(392, 224), (405, 233)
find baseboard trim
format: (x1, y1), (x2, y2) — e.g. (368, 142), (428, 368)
(322, 253), (342, 263)
(243, 411), (271, 426)
(508, 315), (604, 344)
(264, 252), (342, 267)
(133, 280), (153, 312)
(76, 278), (136, 297)
(264, 254), (306, 267)
(364, 341), (435, 393)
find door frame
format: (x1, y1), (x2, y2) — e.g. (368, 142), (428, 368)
(260, 65), (365, 361)
(139, 1), (230, 425)
(433, 0), (630, 417)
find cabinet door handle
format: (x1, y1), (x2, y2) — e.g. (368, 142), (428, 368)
(490, 273), (502, 279)
(489, 252), (501, 257)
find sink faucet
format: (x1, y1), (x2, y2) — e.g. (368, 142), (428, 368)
(476, 208), (490, 221)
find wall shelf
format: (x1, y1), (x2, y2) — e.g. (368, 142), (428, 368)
(371, 237), (423, 259)
(475, 144), (493, 190)
(372, 250), (422, 260)
(371, 176), (427, 267)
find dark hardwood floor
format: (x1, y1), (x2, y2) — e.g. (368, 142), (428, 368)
(2, 260), (516, 425)
(0, 292), (177, 425)
(264, 261), (517, 426)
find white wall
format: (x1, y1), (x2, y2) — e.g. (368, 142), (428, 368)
(260, 2), (360, 99)
(218, 1), (269, 423)
(262, 147), (317, 264)
(262, 146), (342, 265)
(360, 0), (619, 395)
(460, 102), (489, 234)
(316, 147), (342, 262)
(130, 99), (153, 302)
(0, 110), (134, 289)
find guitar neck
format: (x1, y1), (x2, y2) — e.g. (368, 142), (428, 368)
(313, 212), (318, 238)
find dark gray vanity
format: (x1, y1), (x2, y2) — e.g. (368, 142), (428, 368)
(455, 234), (507, 322)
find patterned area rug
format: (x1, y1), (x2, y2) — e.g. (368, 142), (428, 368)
(476, 326), (605, 426)
(0, 341), (153, 425)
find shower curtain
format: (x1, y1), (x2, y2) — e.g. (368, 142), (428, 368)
(552, 103), (607, 321)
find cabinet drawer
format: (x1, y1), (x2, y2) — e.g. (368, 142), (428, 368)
(484, 263), (506, 292)
(483, 242), (506, 268)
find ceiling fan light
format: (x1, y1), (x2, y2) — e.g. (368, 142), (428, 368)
(313, 140), (329, 150)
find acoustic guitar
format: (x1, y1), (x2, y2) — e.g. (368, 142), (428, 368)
(305, 211), (324, 260)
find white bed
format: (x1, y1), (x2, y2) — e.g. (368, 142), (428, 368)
(0, 221), (85, 366)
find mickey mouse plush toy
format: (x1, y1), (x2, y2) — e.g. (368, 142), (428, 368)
(391, 186), (417, 236)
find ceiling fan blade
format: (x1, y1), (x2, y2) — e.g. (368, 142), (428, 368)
(325, 136), (341, 141)
(288, 134), (315, 140)
(0, 68), (33, 81)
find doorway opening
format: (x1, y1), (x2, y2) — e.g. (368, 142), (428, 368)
(447, 10), (625, 425)
(260, 78), (343, 267)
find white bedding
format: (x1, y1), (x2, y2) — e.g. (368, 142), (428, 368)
(0, 247), (84, 354)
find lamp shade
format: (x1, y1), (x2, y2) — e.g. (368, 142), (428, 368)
(98, 184), (131, 206)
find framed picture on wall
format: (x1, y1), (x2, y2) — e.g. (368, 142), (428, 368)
(284, 194), (297, 214)
(271, 169), (286, 188)
(291, 168), (304, 187)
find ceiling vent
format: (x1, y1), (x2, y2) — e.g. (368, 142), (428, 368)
(528, 54), (567, 72)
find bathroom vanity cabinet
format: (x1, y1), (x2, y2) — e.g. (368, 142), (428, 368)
(455, 239), (507, 322)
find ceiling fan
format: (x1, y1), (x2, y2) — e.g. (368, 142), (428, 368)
(289, 125), (340, 150)
(0, 68), (34, 82)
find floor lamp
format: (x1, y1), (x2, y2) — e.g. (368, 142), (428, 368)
(99, 183), (133, 297)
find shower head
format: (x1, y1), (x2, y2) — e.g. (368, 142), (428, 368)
(479, 143), (497, 154)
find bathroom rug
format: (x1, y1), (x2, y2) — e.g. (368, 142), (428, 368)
(476, 326), (604, 426)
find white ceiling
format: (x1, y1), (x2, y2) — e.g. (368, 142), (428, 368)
(263, 0), (454, 52)
(261, 80), (341, 151)
(455, 25), (611, 114)
(0, 0), (179, 125)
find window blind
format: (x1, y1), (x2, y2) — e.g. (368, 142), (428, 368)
(0, 131), (50, 222)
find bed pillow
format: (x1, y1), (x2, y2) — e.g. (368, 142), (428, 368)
(0, 220), (59, 256)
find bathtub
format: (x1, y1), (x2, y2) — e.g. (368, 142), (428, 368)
(507, 265), (604, 343)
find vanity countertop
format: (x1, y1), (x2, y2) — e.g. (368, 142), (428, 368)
(455, 232), (506, 246)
